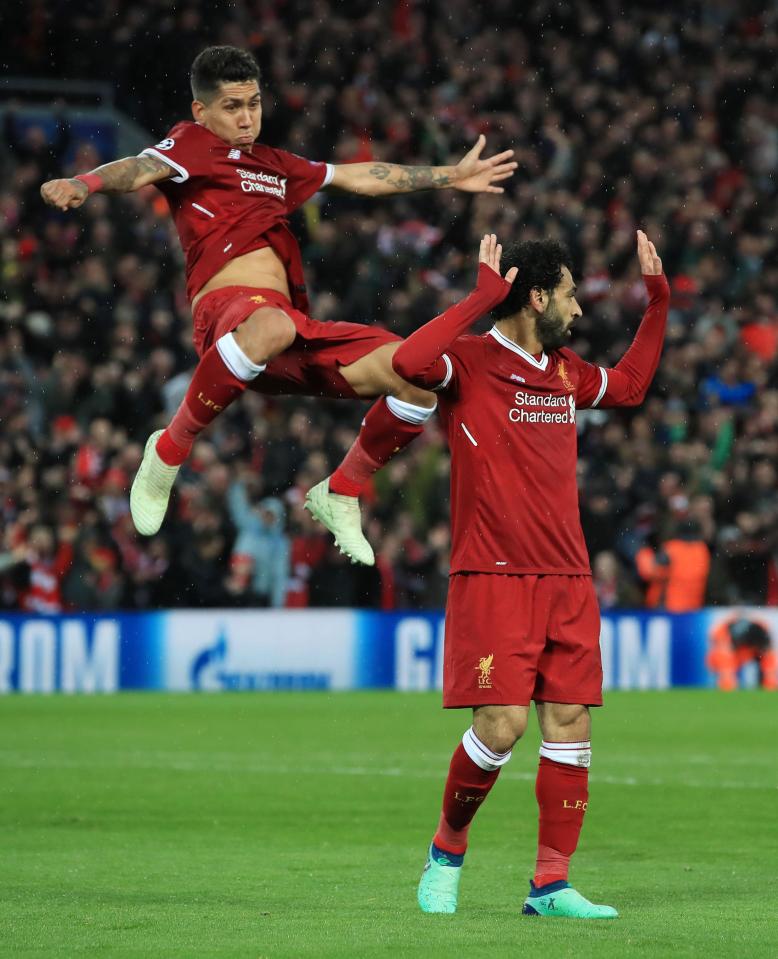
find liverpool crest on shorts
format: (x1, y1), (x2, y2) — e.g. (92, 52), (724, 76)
(476, 654), (494, 688)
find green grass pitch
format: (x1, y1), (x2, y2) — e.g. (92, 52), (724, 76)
(1, 691), (776, 958)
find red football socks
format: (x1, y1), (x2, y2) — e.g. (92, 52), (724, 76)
(432, 742), (501, 855)
(156, 343), (249, 466)
(329, 397), (427, 497)
(534, 756), (589, 886)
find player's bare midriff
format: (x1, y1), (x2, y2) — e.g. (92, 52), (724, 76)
(191, 246), (290, 310)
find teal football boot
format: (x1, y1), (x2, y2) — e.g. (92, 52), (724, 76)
(417, 844), (464, 914)
(522, 880), (618, 919)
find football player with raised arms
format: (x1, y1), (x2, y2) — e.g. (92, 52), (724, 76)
(40, 46), (516, 564)
(392, 231), (669, 918)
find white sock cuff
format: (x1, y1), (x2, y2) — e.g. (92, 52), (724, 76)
(462, 726), (512, 771)
(386, 395), (436, 425)
(216, 332), (267, 382)
(539, 740), (591, 768)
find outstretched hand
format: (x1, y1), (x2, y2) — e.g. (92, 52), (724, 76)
(454, 136), (517, 194)
(40, 178), (89, 210)
(478, 233), (519, 285)
(637, 230), (663, 275)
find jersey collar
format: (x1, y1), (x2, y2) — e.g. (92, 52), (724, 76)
(488, 327), (549, 371)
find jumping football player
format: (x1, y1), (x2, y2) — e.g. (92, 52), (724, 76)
(392, 231), (669, 918)
(40, 45), (516, 564)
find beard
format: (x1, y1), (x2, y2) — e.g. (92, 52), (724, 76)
(536, 301), (571, 351)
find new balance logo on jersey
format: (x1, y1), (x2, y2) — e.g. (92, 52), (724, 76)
(228, 149), (241, 160)
(237, 168), (287, 198)
(510, 373), (526, 383)
(508, 391), (576, 425)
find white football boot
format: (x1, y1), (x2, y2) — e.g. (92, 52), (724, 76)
(130, 430), (180, 536)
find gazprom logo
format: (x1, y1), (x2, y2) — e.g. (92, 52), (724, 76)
(190, 630), (228, 690)
(0, 618), (120, 692)
(190, 627), (329, 691)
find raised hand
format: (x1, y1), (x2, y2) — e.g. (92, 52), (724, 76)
(637, 230), (663, 275)
(454, 136), (517, 194)
(40, 178), (89, 211)
(478, 233), (519, 285)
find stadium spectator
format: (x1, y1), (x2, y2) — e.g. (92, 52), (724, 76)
(592, 551), (641, 610)
(636, 520), (711, 612)
(707, 615), (778, 691)
(16, 524), (76, 613)
(227, 481), (290, 607)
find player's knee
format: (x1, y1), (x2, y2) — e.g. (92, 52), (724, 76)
(462, 725), (514, 770)
(234, 307), (296, 363)
(473, 706), (527, 754)
(385, 394), (437, 428)
(391, 381), (437, 410)
(484, 728), (521, 755)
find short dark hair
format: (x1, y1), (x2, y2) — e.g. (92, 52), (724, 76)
(492, 239), (572, 319)
(190, 46), (261, 103)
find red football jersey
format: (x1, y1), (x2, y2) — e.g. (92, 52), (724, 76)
(437, 328), (612, 575)
(140, 122), (333, 302)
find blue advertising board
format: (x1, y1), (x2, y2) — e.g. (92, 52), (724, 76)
(0, 608), (774, 694)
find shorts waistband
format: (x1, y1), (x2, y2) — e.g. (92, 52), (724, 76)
(193, 285), (293, 316)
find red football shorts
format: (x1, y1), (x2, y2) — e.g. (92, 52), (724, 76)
(192, 286), (400, 399)
(443, 573), (603, 708)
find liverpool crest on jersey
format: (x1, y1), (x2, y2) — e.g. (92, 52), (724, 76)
(558, 361), (574, 392)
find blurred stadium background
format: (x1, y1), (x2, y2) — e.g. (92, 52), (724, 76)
(2, 0), (777, 619)
(2, 3), (778, 956)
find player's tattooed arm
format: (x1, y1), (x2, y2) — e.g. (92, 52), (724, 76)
(40, 154), (173, 210)
(329, 162), (454, 195)
(93, 154), (174, 192)
(366, 163), (454, 191)
(329, 135), (517, 197)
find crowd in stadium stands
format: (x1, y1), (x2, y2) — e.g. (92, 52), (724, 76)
(1, 0), (777, 611)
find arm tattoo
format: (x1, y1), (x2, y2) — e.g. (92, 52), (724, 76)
(89, 155), (171, 192)
(368, 163), (452, 192)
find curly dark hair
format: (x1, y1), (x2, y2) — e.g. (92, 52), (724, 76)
(191, 46), (261, 103)
(492, 240), (572, 319)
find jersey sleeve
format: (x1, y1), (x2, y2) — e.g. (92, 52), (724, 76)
(391, 265), (512, 394)
(434, 347), (464, 396)
(138, 123), (212, 183)
(568, 274), (670, 409)
(269, 147), (334, 212)
(566, 352), (610, 409)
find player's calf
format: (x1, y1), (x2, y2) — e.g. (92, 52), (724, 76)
(328, 395), (436, 498)
(132, 331), (269, 536)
